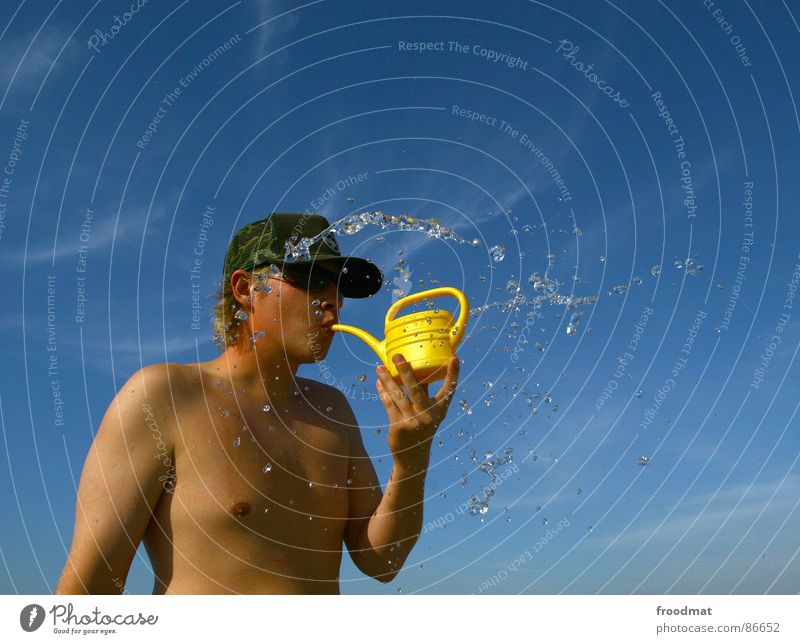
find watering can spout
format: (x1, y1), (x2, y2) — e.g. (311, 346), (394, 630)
(330, 323), (386, 364)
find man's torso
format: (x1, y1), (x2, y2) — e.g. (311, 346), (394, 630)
(143, 363), (353, 594)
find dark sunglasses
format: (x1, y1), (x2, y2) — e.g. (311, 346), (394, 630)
(277, 264), (341, 294)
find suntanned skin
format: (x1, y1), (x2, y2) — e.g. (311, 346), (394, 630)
(56, 261), (460, 594)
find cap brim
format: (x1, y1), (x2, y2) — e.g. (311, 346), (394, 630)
(290, 254), (383, 298)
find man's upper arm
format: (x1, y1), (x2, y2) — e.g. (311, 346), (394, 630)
(334, 391), (382, 556)
(56, 364), (182, 594)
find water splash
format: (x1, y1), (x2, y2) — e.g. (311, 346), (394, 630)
(283, 211), (481, 263)
(489, 244), (506, 262)
(467, 447), (514, 517)
(566, 310), (585, 336)
(473, 270), (598, 332)
(391, 258), (413, 302)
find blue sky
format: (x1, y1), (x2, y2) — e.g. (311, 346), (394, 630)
(1, 0), (799, 594)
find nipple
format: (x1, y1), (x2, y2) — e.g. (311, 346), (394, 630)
(230, 501), (251, 518)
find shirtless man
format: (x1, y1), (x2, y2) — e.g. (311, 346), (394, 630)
(56, 213), (460, 594)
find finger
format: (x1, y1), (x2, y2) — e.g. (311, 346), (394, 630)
(375, 379), (402, 418)
(391, 354), (432, 412)
(376, 364), (414, 416)
(434, 356), (461, 407)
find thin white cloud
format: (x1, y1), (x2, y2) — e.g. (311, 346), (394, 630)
(0, 23), (81, 103)
(249, 0), (301, 66)
(583, 477), (800, 551)
(18, 204), (169, 266)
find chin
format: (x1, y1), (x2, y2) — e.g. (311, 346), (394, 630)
(306, 338), (332, 363)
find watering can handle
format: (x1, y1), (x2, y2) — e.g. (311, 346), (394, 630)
(386, 287), (470, 348)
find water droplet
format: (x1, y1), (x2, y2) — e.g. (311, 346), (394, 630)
(358, 373), (367, 382)
(650, 265), (661, 277)
(566, 310), (584, 336)
(489, 244), (506, 262)
(311, 298), (321, 307)
(326, 406), (333, 413)
(262, 404), (271, 413)
(346, 478), (353, 485)
(234, 309), (249, 320)
(638, 455), (650, 466)
(232, 437), (240, 448)
(458, 399), (472, 415)
(262, 463), (272, 473)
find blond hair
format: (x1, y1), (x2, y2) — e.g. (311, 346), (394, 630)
(212, 267), (278, 351)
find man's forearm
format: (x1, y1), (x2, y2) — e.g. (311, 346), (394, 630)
(361, 452), (430, 577)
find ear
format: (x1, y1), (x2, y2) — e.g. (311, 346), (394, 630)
(230, 269), (253, 309)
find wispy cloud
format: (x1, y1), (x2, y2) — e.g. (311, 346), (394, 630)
(584, 477), (800, 551)
(15, 204), (170, 267)
(0, 23), (82, 111)
(248, 0), (302, 66)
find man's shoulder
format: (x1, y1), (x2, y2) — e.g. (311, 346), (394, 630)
(121, 362), (203, 409)
(296, 376), (347, 401)
(296, 377), (358, 424)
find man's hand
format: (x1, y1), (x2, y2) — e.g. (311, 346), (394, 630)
(375, 353), (460, 472)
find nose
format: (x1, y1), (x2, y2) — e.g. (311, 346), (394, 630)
(320, 289), (343, 313)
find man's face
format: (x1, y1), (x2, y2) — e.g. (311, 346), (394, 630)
(249, 260), (344, 363)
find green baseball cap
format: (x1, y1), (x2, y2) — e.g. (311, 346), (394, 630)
(223, 213), (383, 298)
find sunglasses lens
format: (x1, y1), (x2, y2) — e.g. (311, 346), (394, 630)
(281, 267), (338, 293)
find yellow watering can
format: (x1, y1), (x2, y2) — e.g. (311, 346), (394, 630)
(331, 287), (470, 385)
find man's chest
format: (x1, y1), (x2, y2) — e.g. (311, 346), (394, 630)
(170, 399), (351, 536)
